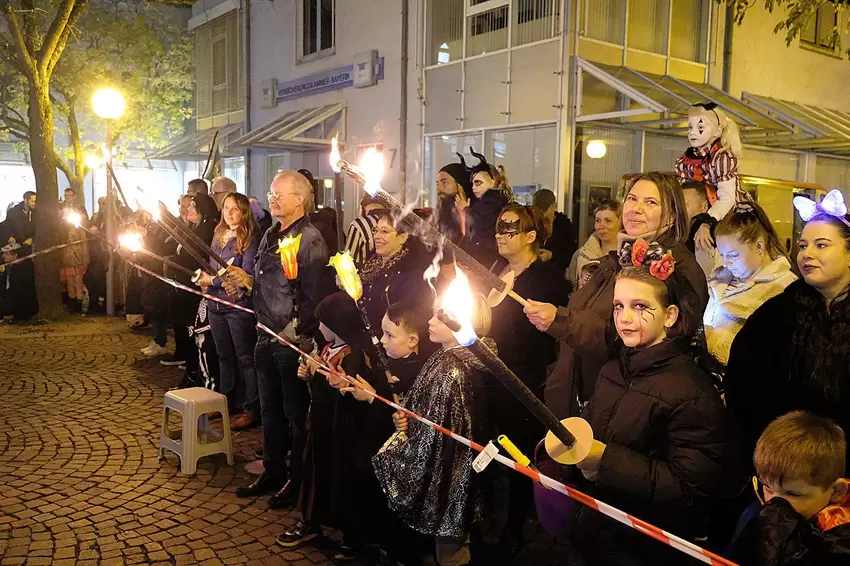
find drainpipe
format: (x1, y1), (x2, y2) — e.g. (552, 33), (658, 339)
(243, 0), (252, 196)
(722, 4), (733, 92)
(399, 0), (409, 205)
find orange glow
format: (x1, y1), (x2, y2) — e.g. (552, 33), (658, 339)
(277, 234), (302, 280)
(119, 233), (143, 252)
(439, 267), (477, 345)
(330, 136), (341, 174)
(328, 251), (363, 301)
(359, 148), (384, 197)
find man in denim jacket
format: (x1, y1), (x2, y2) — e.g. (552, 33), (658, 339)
(234, 171), (334, 509)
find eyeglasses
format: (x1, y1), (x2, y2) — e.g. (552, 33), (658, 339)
(372, 227), (396, 236)
(267, 191), (300, 201)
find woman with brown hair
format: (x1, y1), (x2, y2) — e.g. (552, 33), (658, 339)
(195, 192), (262, 430)
(524, 172), (709, 419)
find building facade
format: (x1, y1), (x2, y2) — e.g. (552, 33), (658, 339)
(187, 0), (850, 236)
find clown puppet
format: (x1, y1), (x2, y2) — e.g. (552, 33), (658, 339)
(675, 102), (745, 252)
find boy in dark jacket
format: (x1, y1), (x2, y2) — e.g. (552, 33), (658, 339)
(730, 411), (850, 566)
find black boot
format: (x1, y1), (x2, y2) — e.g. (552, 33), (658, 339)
(235, 472), (285, 498)
(268, 480), (300, 509)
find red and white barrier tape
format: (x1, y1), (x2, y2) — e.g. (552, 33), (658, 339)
(0, 238), (91, 270)
(126, 255), (737, 566)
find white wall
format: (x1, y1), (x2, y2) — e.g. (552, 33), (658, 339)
(247, 0), (422, 226)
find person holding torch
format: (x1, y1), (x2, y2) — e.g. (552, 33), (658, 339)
(233, 171), (335, 511)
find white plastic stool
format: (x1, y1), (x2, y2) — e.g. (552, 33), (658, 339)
(159, 387), (234, 474)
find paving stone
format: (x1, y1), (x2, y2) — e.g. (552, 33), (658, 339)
(0, 318), (575, 566)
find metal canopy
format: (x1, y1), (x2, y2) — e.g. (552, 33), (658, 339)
(229, 103), (346, 152)
(742, 93), (850, 155)
(576, 58), (791, 136)
(149, 124), (242, 160)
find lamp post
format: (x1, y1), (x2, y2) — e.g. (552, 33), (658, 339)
(92, 88), (125, 317)
(84, 154), (102, 216)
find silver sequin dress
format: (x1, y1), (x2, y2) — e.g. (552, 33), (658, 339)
(372, 342), (494, 538)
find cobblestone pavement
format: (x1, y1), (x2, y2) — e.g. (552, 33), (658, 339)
(0, 317), (575, 566)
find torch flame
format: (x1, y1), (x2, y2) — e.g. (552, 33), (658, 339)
(119, 232), (143, 252)
(134, 187), (161, 221)
(360, 148), (384, 198)
(440, 267), (478, 346)
(277, 234), (302, 280)
(330, 136), (341, 174)
(65, 211), (83, 228)
(328, 251), (363, 301)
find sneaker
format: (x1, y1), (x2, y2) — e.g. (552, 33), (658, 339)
(275, 521), (322, 548)
(334, 542), (361, 562)
(160, 354), (186, 366)
(178, 364), (186, 371)
(142, 343), (168, 357)
(140, 341), (156, 354)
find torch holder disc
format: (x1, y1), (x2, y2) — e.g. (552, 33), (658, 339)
(486, 270), (515, 308)
(544, 417), (593, 465)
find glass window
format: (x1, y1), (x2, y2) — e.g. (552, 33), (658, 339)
(195, 12), (242, 119)
(627, 0), (669, 54)
(801, 4), (837, 50)
(424, 133), (484, 207)
(300, 0), (334, 60)
(486, 125), (557, 204)
(586, 0), (625, 45)
(427, 0), (464, 65)
(513, 0), (559, 47)
(467, 6), (509, 56)
(670, 0), (708, 62)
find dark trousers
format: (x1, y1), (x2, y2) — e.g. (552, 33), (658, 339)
(209, 309), (259, 415)
(255, 334), (310, 484)
(152, 320), (167, 347)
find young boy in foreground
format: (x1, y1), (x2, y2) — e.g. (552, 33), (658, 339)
(730, 410), (850, 565)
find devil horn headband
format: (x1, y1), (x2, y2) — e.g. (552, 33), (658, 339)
(793, 189), (850, 227)
(455, 152), (468, 169)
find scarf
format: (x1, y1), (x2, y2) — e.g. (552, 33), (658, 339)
(816, 494), (850, 532)
(616, 224), (671, 250)
(360, 246), (409, 286)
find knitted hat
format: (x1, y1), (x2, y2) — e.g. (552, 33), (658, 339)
(439, 159), (475, 201)
(315, 291), (365, 348)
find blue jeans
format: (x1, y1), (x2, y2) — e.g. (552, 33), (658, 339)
(152, 320), (167, 347)
(209, 309), (259, 415)
(255, 333), (310, 485)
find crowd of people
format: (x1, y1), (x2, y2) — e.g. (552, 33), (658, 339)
(3, 143), (850, 565)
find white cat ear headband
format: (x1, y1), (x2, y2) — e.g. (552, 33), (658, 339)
(793, 189), (850, 228)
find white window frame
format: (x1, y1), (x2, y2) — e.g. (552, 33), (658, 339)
(297, 0), (336, 64)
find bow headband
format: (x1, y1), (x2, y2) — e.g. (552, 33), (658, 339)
(618, 239), (676, 281)
(793, 189), (850, 228)
(691, 102), (720, 126)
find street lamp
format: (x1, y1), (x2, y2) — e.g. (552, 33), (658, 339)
(93, 87), (125, 317)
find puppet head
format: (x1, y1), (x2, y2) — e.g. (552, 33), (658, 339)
(687, 103), (742, 157)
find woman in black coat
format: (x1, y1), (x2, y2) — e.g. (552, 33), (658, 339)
(725, 206), (850, 471)
(358, 210), (432, 332)
(165, 193), (219, 370)
(482, 204), (571, 560)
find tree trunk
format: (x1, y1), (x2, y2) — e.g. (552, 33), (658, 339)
(29, 75), (65, 319)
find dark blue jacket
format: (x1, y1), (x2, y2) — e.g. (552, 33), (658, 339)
(209, 229), (261, 313)
(252, 214), (334, 337)
(463, 189), (509, 267)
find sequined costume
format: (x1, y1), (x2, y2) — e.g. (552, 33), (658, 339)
(372, 342), (494, 538)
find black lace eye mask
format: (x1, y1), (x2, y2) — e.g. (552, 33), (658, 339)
(496, 219), (522, 237)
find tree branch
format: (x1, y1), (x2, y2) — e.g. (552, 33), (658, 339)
(21, 0), (38, 55)
(0, 1), (37, 77)
(66, 93), (83, 178)
(54, 150), (75, 184)
(45, 0), (88, 77)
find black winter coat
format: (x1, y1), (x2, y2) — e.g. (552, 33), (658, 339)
(461, 190), (509, 268)
(725, 279), (850, 473)
(568, 337), (740, 565)
(729, 498), (850, 566)
(544, 236), (709, 420)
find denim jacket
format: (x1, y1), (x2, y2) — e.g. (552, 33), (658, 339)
(252, 214), (334, 337)
(208, 230), (261, 313)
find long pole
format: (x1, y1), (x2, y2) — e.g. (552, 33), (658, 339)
(105, 121), (115, 317)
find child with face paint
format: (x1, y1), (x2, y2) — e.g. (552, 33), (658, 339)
(675, 103), (746, 253)
(567, 248), (741, 566)
(454, 148), (513, 268)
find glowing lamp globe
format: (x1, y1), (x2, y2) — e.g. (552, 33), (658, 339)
(92, 88), (126, 120)
(84, 154), (102, 170)
(586, 140), (607, 159)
